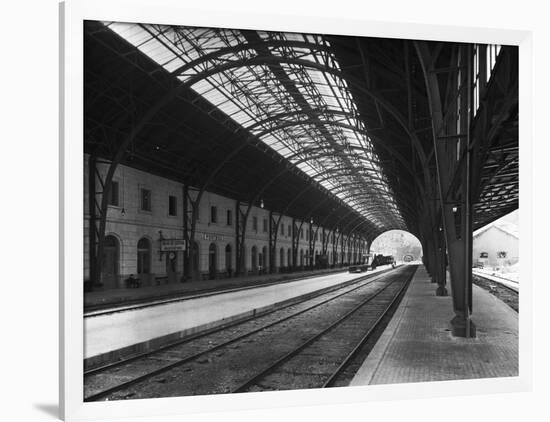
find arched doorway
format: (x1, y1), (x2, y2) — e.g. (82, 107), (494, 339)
(287, 248), (291, 269)
(102, 235), (119, 289)
(137, 237), (151, 283)
(208, 243), (217, 279)
(251, 246), (257, 272)
(261, 246), (268, 274)
(280, 248), (285, 271)
(225, 244), (232, 277)
(300, 249), (304, 268)
(137, 237), (151, 285)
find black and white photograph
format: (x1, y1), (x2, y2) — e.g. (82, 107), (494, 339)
(5, 0), (538, 420)
(82, 16), (519, 402)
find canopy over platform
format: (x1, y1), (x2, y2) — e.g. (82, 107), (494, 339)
(85, 20), (518, 336)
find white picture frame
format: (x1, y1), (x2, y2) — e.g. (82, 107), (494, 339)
(60, 0), (533, 420)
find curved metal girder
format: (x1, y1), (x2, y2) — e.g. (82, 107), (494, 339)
(93, 29), (435, 279)
(242, 109), (418, 179)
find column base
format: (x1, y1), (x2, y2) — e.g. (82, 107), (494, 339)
(450, 315), (476, 338)
(435, 285), (448, 296)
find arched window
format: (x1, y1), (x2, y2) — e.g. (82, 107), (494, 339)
(137, 237), (151, 274)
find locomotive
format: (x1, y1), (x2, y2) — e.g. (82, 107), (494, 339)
(370, 254), (396, 269)
(348, 253), (396, 273)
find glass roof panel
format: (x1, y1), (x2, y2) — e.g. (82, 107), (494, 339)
(105, 22), (406, 231)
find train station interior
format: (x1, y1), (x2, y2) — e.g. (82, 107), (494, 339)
(8, 0), (550, 420)
(82, 17), (519, 401)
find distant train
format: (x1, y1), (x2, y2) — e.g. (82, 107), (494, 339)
(349, 253), (395, 273)
(371, 254), (396, 269)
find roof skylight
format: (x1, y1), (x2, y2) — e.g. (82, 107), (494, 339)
(105, 22), (406, 230)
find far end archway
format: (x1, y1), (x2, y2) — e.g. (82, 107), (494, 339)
(370, 230), (423, 264)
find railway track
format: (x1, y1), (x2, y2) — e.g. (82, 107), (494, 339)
(472, 273), (518, 312)
(85, 267), (398, 375)
(85, 265), (416, 401)
(233, 267), (414, 393)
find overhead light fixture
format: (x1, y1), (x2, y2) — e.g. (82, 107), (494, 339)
(260, 199), (264, 209)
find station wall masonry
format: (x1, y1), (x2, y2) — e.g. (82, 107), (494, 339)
(84, 154), (367, 289)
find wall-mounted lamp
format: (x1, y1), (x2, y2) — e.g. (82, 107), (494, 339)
(260, 199), (264, 209)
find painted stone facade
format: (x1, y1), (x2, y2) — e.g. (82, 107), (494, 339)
(472, 223), (519, 268)
(84, 155), (368, 289)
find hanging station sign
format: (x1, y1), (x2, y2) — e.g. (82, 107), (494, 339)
(203, 233), (225, 242)
(160, 239), (186, 251)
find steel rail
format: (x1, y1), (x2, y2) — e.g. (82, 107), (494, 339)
(231, 266), (414, 393)
(85, 268), (396, 375)
(84, 267), (398, 401)
(472, 271), (519, 295)
(322, 266), (416, 387)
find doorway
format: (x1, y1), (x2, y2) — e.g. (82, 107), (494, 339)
(251, 246), (257, 272)
(137, 237), (151, 285)
(261, 246), (268, 273)
(166, 252), (178, 284)
(225, 244), (232, 277)
(102, 235), (119, 289)
(208, 243), (217, 279)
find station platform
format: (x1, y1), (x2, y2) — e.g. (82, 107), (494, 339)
(472, 269), (519, 292)
(85, 267), (349, 312)
(84, 265), (395, 368)
(350, 265), (518, 385)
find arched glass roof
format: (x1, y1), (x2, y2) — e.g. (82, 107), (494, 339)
(106, 22), (407, 231)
